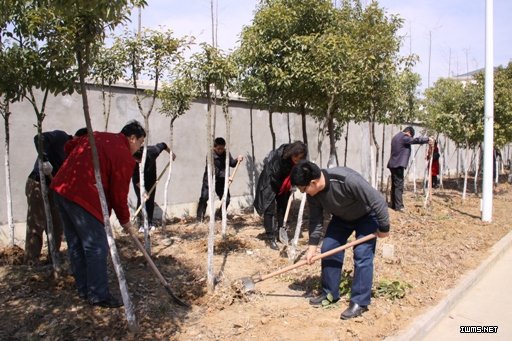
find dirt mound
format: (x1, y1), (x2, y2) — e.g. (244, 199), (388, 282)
(0, 245), (24, 265)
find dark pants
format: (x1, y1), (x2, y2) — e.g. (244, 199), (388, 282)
(54, 193), (111, 302)
(24, 178), (63, 263)
(134, 181), (156, 224)
(320, 214), (378, 307)
(197, 178), (230, 221)
(389, 167), (405, 210)
(263, 192), (290, 236)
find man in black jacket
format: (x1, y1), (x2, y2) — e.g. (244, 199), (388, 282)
(254, 141), (307, 249)
(196, 137), (243, 222)
(387, 126), (433, 212)
(133, 142), (174, 230)
(290, 160), (389, 320)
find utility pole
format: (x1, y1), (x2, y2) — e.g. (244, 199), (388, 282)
(482, 0), (494, 222)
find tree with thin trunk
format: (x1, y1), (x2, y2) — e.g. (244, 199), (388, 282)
(118, 27), (188, 253)
(50, 0), (147, 332)
(423, 77), (482, 200)
(1, 1), (78, 274)
(158, 72), (196, 226)
(0, 24), (24, 247)
(191, 44), (234, 292)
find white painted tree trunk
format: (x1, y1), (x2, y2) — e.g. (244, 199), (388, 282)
(206, 96), (216, 293)
(221, 105), (231, 237)
(462, 146), (471, 200)
(139, 116), (150, 254)
(2, 109), (14, 246)
(77, 61), (138, 331)
(474, 147), (481, 193)
(162, 119), (175, 227)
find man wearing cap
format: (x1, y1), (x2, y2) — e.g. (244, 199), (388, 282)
(387, 126), (433, 212)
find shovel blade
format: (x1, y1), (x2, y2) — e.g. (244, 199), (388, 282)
(240, 277), (256, 293)
(278, 227), (289, 245)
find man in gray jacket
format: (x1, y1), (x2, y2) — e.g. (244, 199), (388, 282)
(290, 160), (389, 320)
(387, 126), (433, 212)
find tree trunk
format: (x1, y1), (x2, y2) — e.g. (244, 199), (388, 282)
(289, 192), (307, 262)
(424, 143), (434, 208)
(162, 118), (176, 227)
(77, 51), (138, 332)
(326, 96), (337, 168)
(139, 116), (150, 254)
(369, 120), (380, 189)
(344, 123), (349, 167)
(316, 120), (326, 167)
(32, 89), (60, 277)
(462, 145), (470, 200)
(474, 146), (481, 193)
(249, 105), (256, 212)
(286, 112), (291, 143)
(268, 109), (276, 150)
(379, 124), (386, 192)
(221, 100), (231, 237)
(2, 104), (14, 246)
(300, 103), (308, 147)
(206, 89), (216, 292)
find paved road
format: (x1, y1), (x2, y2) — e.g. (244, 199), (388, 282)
(424, 245), (512, 340)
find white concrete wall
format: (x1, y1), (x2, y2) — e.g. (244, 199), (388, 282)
(0, 83), (460, 246)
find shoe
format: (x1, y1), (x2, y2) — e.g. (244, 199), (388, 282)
(309, 294), (339, 307)
(90, 294), (123, 308)
(266, 238), (279, 250)
(149, 225), (156, 231)
(340, 302), (368, 320)
(138, 226), (145, 233)
(395, 207), (406, 213)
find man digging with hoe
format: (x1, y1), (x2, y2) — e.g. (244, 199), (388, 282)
(290, 160), (390, 320)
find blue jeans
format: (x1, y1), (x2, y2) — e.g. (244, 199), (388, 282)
(320, 213), (378, 306)
(54, 192), (111, 302)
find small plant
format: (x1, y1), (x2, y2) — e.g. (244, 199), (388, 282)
(321, 292), (340, 309)
(373, 279), (412, 300)
(339, 269), (353, 298)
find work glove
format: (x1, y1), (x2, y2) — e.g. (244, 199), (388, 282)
(42, 161), (53, 176)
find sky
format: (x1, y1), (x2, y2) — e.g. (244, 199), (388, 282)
(126, 0), (512, 91)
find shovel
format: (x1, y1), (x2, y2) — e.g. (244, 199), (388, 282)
(278, 192), (294, 245)
(124, 225), (190, 307)
(240, 233), (377, 292)
(228, 159), (242, 189)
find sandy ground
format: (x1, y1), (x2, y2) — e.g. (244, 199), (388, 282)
(1, 178), (511, 340)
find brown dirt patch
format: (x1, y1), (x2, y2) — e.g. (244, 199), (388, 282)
(1, 179), (511, 340)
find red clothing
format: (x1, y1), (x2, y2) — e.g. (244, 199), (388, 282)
(51, 132), (135, 225)
(427, 146), (440, 177)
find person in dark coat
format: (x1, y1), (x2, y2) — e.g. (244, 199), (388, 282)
(387, 126), (433, 212)
(254, 141), (307, 249)
(132, 142), (174, 230)
(24, 128), (87, 265)
(196, 137), (243, 222)
(290, 160), (390, 320)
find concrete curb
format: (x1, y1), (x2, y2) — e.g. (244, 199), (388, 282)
(386, 229), (512, 341)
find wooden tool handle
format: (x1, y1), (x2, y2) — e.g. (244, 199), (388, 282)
(228, 159), (242, 188)
(260, 234), (376, 281)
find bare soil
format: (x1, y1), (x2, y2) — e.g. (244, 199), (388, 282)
(1, 178), (511, 340)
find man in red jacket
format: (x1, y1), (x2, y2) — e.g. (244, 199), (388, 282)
(51, 120), (145, 308)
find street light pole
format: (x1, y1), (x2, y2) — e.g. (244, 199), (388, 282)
(482, 0), (494, 222)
